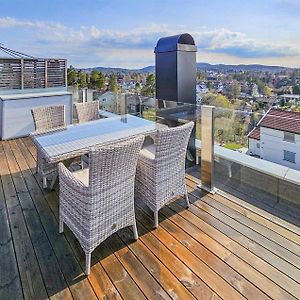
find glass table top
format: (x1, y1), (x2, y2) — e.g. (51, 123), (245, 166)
(33, 114), (162, 161)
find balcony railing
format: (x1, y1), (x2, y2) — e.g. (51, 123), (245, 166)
(85, 91), (300, 216)
(211, 107), (300, 219)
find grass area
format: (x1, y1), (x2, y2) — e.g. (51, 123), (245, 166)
(142, 108), (156, 121)
(223, 143), (243, 150)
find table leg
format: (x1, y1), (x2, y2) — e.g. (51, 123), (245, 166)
(49, 158), (80, 190)
(50, 174), (58, 190)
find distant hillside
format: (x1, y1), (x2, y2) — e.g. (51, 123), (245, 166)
(81, 63), (295, 74)
(139, 66), (155, 73)
(82, 65), (155, 74)
(197, 63), (293, 72)
(83, 66), (134, 73)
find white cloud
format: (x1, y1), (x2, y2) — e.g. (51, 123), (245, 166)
(0, 17), (36, 28)
(1, 17), (300, 67)
(192, 28), (300, 58)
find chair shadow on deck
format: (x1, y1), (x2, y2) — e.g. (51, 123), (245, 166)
(82, 194), (195, 274)
(1, 137), (202, 298)
(52, 184), (196, 280)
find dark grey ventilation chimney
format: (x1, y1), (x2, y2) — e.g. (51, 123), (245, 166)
(155, 33), (197, 104)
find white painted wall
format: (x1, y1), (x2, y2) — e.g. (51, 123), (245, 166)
(260, 127), (300, 171)
(248, 138), (261, 156)
(0, 91), (72, 140)
(87, 89), (95, 102)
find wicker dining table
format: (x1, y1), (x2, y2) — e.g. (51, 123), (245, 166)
(31, 114), (165, 164)
(30, 114), (166, 189)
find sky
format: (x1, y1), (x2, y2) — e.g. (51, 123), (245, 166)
(1, 0), (300, 69)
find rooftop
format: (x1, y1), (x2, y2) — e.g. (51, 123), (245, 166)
(248, 107), (300, 138)
(248, 127), (260, 140)
(281, 94), (300, 99)
(1, 137), (300, 300)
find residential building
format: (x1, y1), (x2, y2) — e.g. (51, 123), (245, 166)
(196, 82), (209, 105)
(248, 108), (300, 170)
(125, 94), (141, 115)
(279, 94), (300, 105)
(249, 83), (259, 97)
(95, 91), (117, 112)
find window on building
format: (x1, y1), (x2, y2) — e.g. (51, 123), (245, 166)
(283, 150), (296, 163)
(256, 143), (260, 148)
(283, 132), (295, 143)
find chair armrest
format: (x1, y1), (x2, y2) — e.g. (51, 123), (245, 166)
(58, 162), (88, 193)
(58, 163), (92, 222)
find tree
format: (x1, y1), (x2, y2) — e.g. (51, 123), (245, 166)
(135, 82), (141, 93)
(132, 72), (141, 83)
(78, 71), (88, 88)
(229, 83), (241, 100)
(262, 85), (272, 96)
(108, 74), (118, 93)
(253, 78), (273, 97)
(197, 72), (205, 80)
(89, 70), (105, 90)
(201, 93), (231, 108)
(292, 85), (300, 95)
(89, 70), (99, 88)
(96, 72), (105, 90)
(141, 74), (155, 96)
(67, 66), (78, 86)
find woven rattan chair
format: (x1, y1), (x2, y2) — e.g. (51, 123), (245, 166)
(74, 101), (99, 123)
(31, 105), (66, 189)
(58, 135), (145, 275)
(74, 101), (101, 167)
(135, 121), (194, 228)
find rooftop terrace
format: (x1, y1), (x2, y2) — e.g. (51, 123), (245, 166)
(1, 137), (300, 300)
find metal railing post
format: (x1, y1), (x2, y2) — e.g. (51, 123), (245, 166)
(65, 59), (68, 87)
(199, 105), (215, 193)
(20, 58), (24, 89)
(45, 59), (48, 88)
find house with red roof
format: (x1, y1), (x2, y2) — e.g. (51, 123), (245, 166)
(248, 108), (300, 170)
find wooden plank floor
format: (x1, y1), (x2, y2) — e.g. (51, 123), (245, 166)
(0, 137), (300, 300)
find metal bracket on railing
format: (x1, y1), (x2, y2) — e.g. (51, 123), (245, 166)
(198, 105), (216, 194)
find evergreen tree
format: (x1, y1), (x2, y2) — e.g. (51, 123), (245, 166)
(78, 71), (88, 88)
(141, 74), (155, 96)
(97, 72), (105, 90)
(89, 70), (105, 90)
(292, 85), (300, 95)
(67, 66), (78, 86)
(108, 74), (118, 93)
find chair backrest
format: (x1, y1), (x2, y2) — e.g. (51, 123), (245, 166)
(31, 104), (66, 133)
(74, 101), (99, 123)
(155, 121), (194, 168)
(88, 135), (145, 192)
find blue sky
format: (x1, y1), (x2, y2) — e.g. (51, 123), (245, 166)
(1, 0), (300, 68)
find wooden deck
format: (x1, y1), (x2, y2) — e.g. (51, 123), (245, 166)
(1, 138), (300, 300)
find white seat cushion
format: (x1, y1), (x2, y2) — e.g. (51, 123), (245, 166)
(139, 144), (156, 160)
(72, 168), (89, 186)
